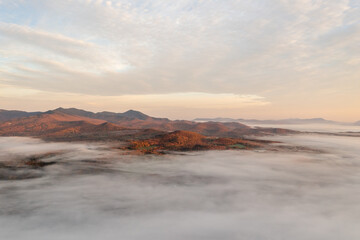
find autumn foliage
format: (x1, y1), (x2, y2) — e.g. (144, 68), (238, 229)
(128, 130), (264, 154)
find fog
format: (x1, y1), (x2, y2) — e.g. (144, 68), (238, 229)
(248, 123), (360, 133)
(1, 134), (360, 240)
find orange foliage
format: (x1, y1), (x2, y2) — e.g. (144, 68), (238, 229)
(127, 130), (264, 153)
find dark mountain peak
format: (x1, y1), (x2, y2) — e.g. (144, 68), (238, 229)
(51, 107), (95, 118)
(122, 109), (150, 120)
(310, 118), (325, 120)
(125, 109), (136, 112)
(124, 109), (145, 114)
(98, 111), (115, 114)
(52, 107), (87, 113)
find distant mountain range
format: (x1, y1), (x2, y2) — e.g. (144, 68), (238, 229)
(194, 117), (359, 126)
(0, 108), (296, 141)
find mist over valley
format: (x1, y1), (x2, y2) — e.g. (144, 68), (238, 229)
(1, 131), (360, 240)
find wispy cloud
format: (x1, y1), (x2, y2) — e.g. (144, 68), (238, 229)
(0, 0), (359, 119)
(0, 0), (358, 93)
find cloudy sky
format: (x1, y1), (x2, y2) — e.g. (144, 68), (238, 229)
(0, 0), (359, 121)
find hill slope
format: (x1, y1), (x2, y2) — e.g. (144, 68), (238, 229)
(0, 109), (41, 122)
(0, 108), (297, 139)
(48, 108), (253, 136)
(127, 130), (268, 154)
(52, 107), (166, 122)
(0, 112), (124, 137)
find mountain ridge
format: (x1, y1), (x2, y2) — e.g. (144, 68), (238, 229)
(0, 107), (296, 140)
(0, 107), (169, 123)
(194, 117), (357, 125)
(0, 109), (41, 122)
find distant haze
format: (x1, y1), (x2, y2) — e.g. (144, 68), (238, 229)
(0, 1), (359, 121)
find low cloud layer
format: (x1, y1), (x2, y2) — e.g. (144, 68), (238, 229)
(1, 134), (360, 239)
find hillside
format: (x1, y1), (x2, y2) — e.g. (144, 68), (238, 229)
(0, 109), (41, 122)
(0, 112), (125, 138)
(52, 107), (167, 122)
(127, 130), (268, 154)
(0, 108), (255, 137)
(0, 107), (167, 124)
(0, 108), (297, 140)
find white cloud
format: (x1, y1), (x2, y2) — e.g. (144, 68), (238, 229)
(2, 135), (360, 239)
(0, 22), (129, 76)
(0, 0), (359, 119)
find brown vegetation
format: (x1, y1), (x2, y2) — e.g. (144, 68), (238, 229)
(0, 108), (296, 150)
(126, 130), (267, 154)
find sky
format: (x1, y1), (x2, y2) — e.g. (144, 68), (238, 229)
(0, 0), (359, 121)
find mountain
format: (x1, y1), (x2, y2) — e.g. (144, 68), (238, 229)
(49, 108), (95, 118)
(195, 117), (345, 125)
(0, 107), (297, 140)
(49, 108), (253, 136)
(0, 109), (41, 122)
(0, 107), (167, 124)
(121, 110), (151, 120)
(0, 111), (126, 138)
(354, 121), (360, 126)
(52, 107), (166, 122)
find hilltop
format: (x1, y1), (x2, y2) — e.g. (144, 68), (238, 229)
(0, 107), (296, 139)
(126, 130), (270, 154)
(0, 107), (297, 153)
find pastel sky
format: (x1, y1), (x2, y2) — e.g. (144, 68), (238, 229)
(0, 0), (359, 121)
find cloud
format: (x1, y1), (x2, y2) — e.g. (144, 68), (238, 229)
(1, 134), (360, 239)
(0, 22), (94, 59)
(0, 0), (358, 97)
(0, 0), (359, 121)
(0, 22), (128, 74)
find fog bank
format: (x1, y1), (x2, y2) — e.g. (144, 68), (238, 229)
(248, 123), (360, 133)
(0, 135), (360, 240)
